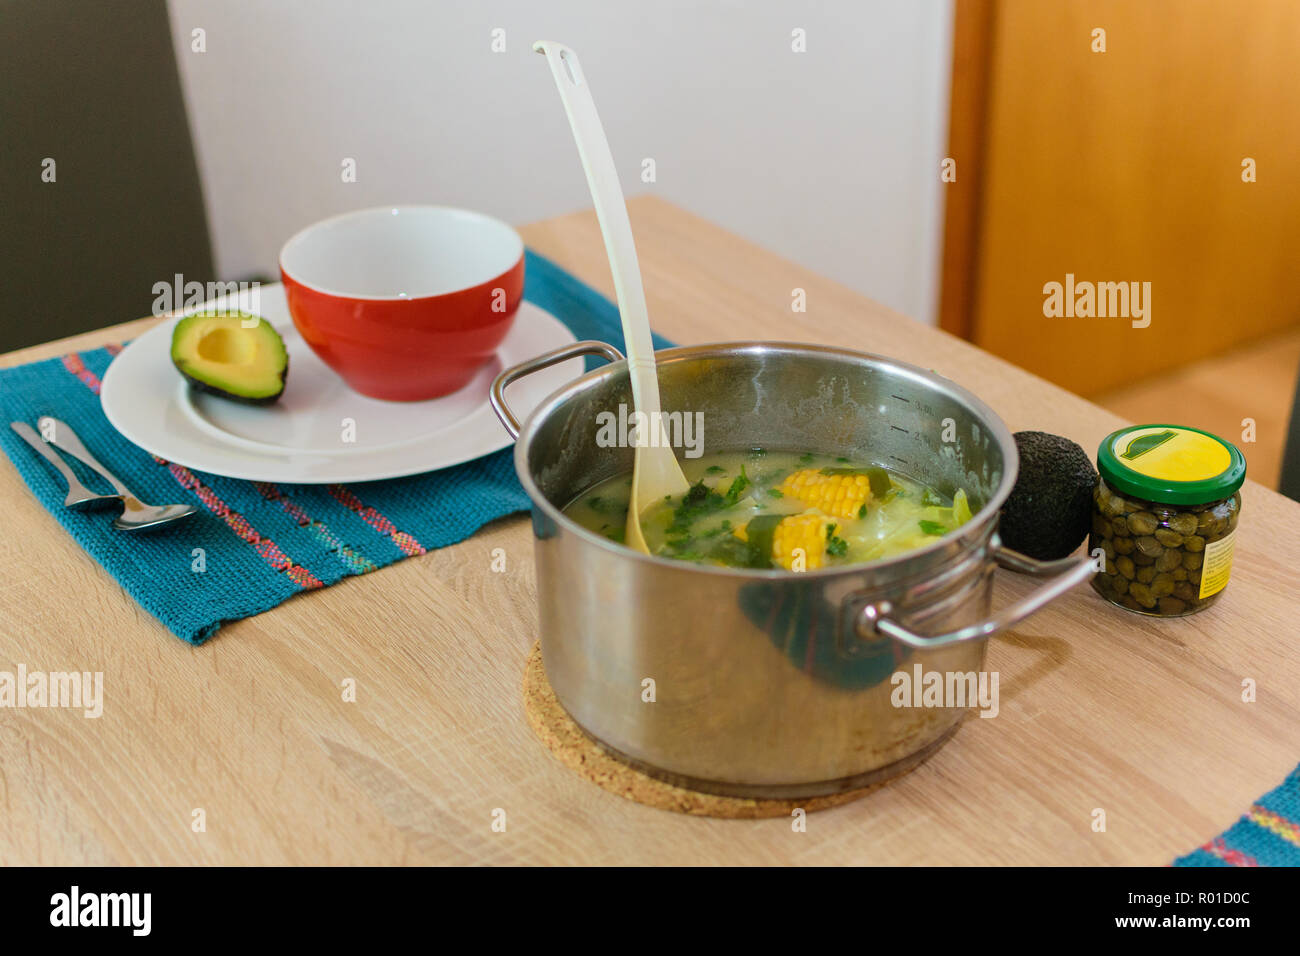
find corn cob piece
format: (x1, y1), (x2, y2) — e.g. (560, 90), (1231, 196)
(773, 513), (835, 570)
(778, 469), (872, 520)
(734, 512), (836, 570)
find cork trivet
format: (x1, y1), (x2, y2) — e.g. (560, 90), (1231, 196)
(521, 641), (891, 818)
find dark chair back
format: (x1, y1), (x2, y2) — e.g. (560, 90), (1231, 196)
(0, 0), (214, 352)
(1280, 367), (1300, 502)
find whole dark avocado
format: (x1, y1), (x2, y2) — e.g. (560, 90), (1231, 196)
(999, 431), (1098, 560)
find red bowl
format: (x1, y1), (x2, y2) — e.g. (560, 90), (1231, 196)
(279, 205), (525, 401)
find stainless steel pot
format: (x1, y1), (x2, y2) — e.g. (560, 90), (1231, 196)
(492, 341), (1094, 798)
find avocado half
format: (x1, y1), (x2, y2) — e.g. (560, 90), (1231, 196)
(170, 311), (288, 404)
(999, 431), (1099, 561)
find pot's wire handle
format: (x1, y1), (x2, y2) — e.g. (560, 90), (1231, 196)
(490, 340), (625, 439)
(858, 543), (1098, 650)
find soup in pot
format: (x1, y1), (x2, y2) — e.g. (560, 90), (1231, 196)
(564, 449), (973, 570)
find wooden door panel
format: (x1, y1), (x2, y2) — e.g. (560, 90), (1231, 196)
(969, 0), (1300, 395)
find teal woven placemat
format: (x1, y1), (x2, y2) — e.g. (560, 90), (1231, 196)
(1174, 762), (1300, 866)
(0, 249), (668, 644)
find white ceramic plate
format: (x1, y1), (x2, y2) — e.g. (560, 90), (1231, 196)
(100, 283), (579, 483)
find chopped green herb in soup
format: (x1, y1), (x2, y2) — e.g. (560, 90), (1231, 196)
(563, 450), (974, 570)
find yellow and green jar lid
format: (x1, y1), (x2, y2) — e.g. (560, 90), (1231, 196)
(1097, 424), (1246, 505)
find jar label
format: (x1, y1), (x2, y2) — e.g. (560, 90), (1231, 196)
(1198, 529), (1236, 600)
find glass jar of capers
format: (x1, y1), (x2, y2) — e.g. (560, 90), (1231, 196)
(1090, 425), (1245, 617)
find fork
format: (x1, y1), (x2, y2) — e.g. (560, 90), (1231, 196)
(33, 417), (197, 532)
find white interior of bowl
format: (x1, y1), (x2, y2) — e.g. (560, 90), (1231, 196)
(279, 205), (523, 300)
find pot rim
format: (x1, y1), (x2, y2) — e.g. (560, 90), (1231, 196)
(512, 340), (1020, 581)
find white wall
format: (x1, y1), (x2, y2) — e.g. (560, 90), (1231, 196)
(167, 0), (953, 323)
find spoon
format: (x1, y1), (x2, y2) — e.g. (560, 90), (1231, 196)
(10, 421), (121, 510)
(534, 40), (690, 553)
(36, 416), (197, 532)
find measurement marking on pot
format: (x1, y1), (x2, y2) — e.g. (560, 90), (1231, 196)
(890, 425), (909, 434)
(890, 395), (910, 403)
(890, 455), (909, 466)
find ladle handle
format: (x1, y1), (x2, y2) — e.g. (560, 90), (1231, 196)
(532, 41), (662, 421)
(490, 340), (625, 439)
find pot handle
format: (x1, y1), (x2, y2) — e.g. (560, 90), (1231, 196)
(489, 340), (625, 439)
(856, 544), (1097, 650)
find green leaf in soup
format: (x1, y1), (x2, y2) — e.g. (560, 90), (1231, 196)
(918, 519), (948, 536)
(921, 487), (945, 507)
(706, 534), (761, 568)
(953, 488), (973, 525)
(587, 494), (629, 516)
(725, 465), (750, 504)
(740, 513), (783, 568)
(667, 480), (726, 536)
(705, 465), (725, 474)
(822, 521), (849, 556)
(864, 467), (893, 498)
(767, 488), (784, 499)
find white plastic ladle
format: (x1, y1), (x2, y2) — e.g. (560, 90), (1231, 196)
(534, 40), (690, 554)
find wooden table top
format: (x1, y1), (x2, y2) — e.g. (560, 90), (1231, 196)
(2, 197), (1297, 865)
